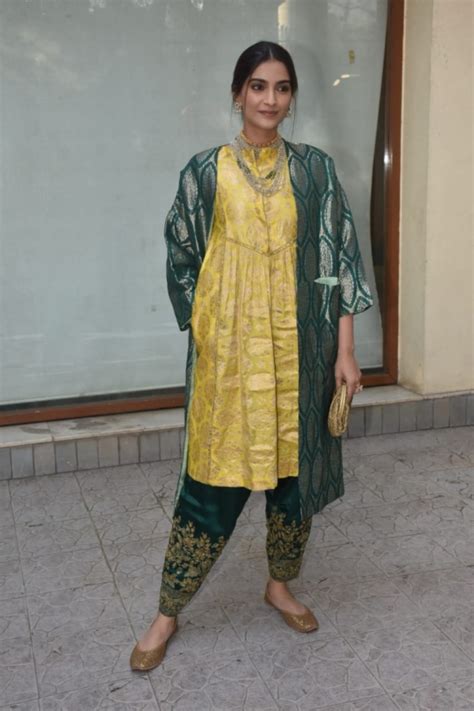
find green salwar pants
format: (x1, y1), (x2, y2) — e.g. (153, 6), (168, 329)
(158, 473), (312, 617)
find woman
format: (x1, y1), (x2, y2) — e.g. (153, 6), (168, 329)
(130, 41), (373, 672)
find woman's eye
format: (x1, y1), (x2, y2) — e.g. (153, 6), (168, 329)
(250, 83), (263, 91)
(278, 85), (290, 92)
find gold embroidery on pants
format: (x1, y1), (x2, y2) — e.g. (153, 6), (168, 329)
(159, 515), (226, 615)
(266, 512), (312, 581)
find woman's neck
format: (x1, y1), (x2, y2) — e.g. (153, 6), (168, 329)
(240, 124), (279, 147)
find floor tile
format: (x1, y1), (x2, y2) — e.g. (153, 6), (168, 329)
(246, 636), (383, 709)
(345, 451), (416, 477)
(82, 487), (159, 518)
(0, 558), (25, 600)
(158, 497), (175, 520)
(392, 674), (474, 710)
(307, 576), (422, 636)
(223, 594), (338, 651)
(11, 496), (89, 527)
(393, 445), (470, 472)
(0, 506), (14, 528)
(76, 465), (159, 518)
(125, 576), (216, 634)
(106, 537), (167, 622)
(9, 474), (80, 499)
(390, 567), (474, 618)
(140, 459), (181, 499)
(0, 525), (19, 562)
(352, 470), (450, 504)
(0, 596), (30, 641)
(94, 507), (171, 547)
(413, 466), (473, 505)
(355, 532), (460, 576)
(137, 605), (246, 660)
(148, 646), (279, 710)
(431, 612), (474, 661)
(16, 517), (100, 558)
(1, 426), (472, 711)
(322, 502), (419, 540)
(27, 582), (128, 637)
(343, 429), (443, 456)
(0, 701), (40, 711)
(240, 491), (267, 524)
(75, 464), (150, 493)
(104, 537), (165, 585)
(400, 494), (474, 531)
(344, 618), (472, 694)
(427, 526), (474, 565)
(0, 635), (38, 706)
(298, 541), (384, 584)
(321, 479), (384, 512)
(22, 547), (113, 595)
(0, 480), (13, 523)
(207, 555), (272, 605)
(10, 475), (87, 525)
(434, 425), (474, 449)
(306, 517), (349, 546)
(298, 696), (399, 710)
(38, 674), (159, 710)
(224, 521), (268, 559)
(32, 622), (136, 698)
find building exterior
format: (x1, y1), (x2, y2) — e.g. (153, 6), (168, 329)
(0, 0), (472, 478)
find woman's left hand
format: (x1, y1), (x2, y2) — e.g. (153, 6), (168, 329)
(334, 351), (362, 401)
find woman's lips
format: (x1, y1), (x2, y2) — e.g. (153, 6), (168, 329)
(259, 111), (278, 116)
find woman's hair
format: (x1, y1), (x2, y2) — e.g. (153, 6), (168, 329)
(231, 41), (298, 98)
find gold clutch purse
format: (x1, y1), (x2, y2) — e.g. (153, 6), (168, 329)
(328, 382), (351, 437)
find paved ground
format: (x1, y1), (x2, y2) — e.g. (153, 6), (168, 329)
(1, 426), (473, 710)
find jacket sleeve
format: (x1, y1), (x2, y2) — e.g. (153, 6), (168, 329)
(164, 169), (199, 331)
(330, 158), (374, 317)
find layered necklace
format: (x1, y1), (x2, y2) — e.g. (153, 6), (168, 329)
(231, 131), (286, 197)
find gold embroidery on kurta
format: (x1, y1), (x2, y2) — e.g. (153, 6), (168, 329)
(187, 145), (299, 489)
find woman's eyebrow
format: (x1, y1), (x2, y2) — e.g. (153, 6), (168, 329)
(249, 78), (291, 84)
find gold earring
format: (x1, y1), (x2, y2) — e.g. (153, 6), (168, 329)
(287, 104), (293, 117)
(233, 101), (242, 113)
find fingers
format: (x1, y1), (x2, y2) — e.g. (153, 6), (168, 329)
(334, 363), (363, 398)
(336, 378), (363, 401)
(347, 383), (356, 401)
(348, 382), (363, 400)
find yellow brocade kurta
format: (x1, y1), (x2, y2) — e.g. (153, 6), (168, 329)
(187, 143), (299, 489)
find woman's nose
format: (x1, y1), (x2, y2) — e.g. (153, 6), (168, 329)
(264, 90), (277, 106)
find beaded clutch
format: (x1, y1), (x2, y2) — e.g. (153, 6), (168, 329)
(328, 382), (351, 437)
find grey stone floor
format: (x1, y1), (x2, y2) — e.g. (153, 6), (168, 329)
(1, 426), (473, 710)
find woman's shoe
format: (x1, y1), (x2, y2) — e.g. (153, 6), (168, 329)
(264, 590), (319, 633)
(129, 620), (178, 672)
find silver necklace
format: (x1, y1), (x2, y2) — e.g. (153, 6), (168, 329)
(231, 133), (287, 197)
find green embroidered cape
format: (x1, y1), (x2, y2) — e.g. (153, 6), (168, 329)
(165, 140), (374, 518)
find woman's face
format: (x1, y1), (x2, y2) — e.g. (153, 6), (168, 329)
(236, 59), (292, 134)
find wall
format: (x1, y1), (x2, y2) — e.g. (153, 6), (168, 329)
(400, 0), (473, 394)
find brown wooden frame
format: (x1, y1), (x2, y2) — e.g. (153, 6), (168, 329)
(364, 0), (403, 388)
(0, 0), (403, 427)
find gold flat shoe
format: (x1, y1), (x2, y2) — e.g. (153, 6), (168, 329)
(129, 620), (178, 672)
(264, 591), (319, 633)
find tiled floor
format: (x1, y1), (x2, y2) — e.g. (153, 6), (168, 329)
(1, 426), (473, 710)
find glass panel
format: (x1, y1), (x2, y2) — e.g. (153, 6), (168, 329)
(0, 0), (385, 406)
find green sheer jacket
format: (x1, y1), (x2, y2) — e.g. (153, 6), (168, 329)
(164, 140), (374, 518)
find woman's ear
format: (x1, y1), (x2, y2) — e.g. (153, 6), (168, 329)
(233, 94), (243, 112)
